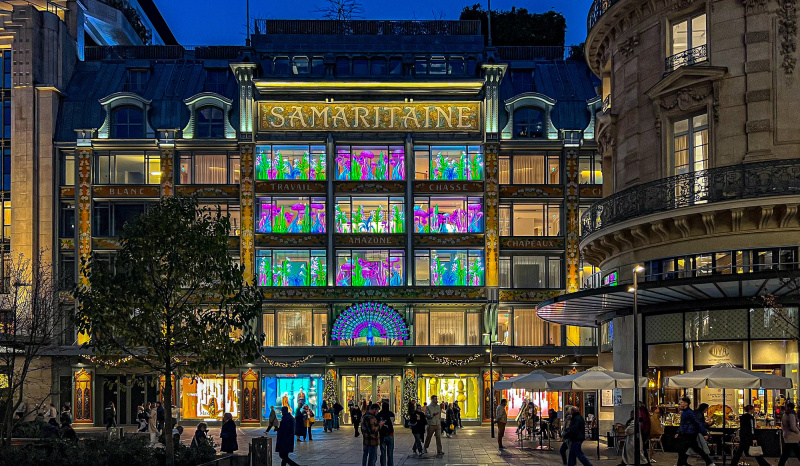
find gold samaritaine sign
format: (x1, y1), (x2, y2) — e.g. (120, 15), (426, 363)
(259, 101), (481, 132)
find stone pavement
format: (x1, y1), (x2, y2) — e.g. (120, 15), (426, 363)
(180, 424), (694, 466)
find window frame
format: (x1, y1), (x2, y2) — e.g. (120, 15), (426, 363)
(111, 106), (145, 139)
(671, 112), (709, 176)
(335, 249), (405, 287)
(499, 253), (563, 289)
(499, 153), (561, 185)
(669, 12), (707, 58)
(178, 152), (240, 185)
(578, 152), (603, 185)
(498, 202), (562, 237)
(195, 106), (226, 139)
(413, 249), (485, 287)
(256, 249), (328, 287)
(94, 152), (160, 185)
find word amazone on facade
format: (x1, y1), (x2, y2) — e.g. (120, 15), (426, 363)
(7, 5), (606, 428)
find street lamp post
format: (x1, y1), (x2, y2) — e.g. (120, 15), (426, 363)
(483, 333), (499, 438)
(629, 265), (645, 466)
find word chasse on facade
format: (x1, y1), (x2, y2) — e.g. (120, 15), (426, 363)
(259, 102), (481, 132)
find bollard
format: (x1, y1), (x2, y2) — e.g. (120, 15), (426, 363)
(251, 436), (272, 466)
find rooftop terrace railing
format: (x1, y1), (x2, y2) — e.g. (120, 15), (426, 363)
(82, 45), (244, 61)
(495, 46), (567, 60)
(587, 0), (621, 33)
(253, 19), (481, 36)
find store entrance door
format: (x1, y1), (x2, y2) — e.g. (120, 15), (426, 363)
(342, 374), (402, 424)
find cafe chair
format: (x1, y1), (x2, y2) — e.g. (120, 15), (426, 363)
(614, 424), (627, 454)
(650, 434), (664, 453)
(725, 429), (740, 459)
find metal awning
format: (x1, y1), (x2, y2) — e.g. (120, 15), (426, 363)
(536, 271), (800, 327)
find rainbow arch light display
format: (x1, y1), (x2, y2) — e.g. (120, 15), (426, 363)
(331, 302), (409, 346)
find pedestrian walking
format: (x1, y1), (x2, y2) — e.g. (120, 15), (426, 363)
(265, 405), (278, 433)
(674, 397), (715, 466)
(731, 405), (770, 466)
(322, 401), (334, 432)
(444, 402), (456, 437)
(333, 401), (344, 430)
(148, 402), (159, 444)
(408, 402), (427, 456)
(495, 398), (508, 449)
(305, 405), (315, 440)
(104, 401), (117, 431)
(276, 407), (300, 466)
(376, 401), (395, 466)
(779, 402), (800, 466)
(220, 412), (238, 454)
(453, 401), (462, 429)
(361, 403), (381, 466)
(423, 395), (444, 456)
(559, 404), (575, 463)
(156, 401), (165, 433)
(295, 403), (306, 442)
(45, 403), (58, 423)
(351, 402), (363, 437)
(136, 405), (149, 432)
(564, 406), (593, 466)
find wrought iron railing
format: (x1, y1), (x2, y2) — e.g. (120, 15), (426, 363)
(254, 19), (481, 36)
(665, 44), (707, 72)
(587, 0), (621, 33)
(601, 95), (611, 113)
(82, 45), (244, 61)
(496, 46), (567, 60)
(580, 158), (800, 240)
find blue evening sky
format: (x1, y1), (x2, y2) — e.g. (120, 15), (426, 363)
(156, 0), (594, 47)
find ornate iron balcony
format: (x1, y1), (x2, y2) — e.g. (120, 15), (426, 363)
(587, 0), (621, 33)
(581, 158), (800, 240)
(665, 44), (708, 72)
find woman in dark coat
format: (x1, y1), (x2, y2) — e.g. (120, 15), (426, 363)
(220, 412), (238, 454)
(294, 403), (306, 441)
(276, 407), (300, 466)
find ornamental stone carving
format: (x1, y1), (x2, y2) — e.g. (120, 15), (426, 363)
(618, 33), (640, 58)
(778, 0), (798, 75)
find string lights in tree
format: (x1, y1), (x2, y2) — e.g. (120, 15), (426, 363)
(261, 354), (313, 368)
(401, 368), (417, 419)
(324, 368), (338, 403)
(509, 354), (566, 367)
(428, 354), (483, 366)
(82, 355), (133, 367)
(331, 302), (409, 346)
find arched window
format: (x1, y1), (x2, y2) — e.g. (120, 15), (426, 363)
(112, 107), (144, 139)
(513, 107), (545, 138)
(195, 106), (225, 139)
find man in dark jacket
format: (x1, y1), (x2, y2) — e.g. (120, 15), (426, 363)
(564, 406), (593, 466)
(156, 402), (165, 433)
(730, 405), (769, 466)
(333, 401), (344, 430)
(351, 403), (363, 438)
(276, 407), (300, 466)
(675, 397), (715, 466)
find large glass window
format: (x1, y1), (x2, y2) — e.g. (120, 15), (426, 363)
(198, 202), (240, 236)
(414, 249), (484, 286)
(256, 250), (327, 287)
(335, 145), (405, 181)
(92, 202), (153, 237)
(499, 203), (561, 236)
(112, 107), (144, 139)
(264, 309), (328, 347)
(414, 197), (483, 233)
(95, 153), (160, 184)
(579, 152), (603, 184)
(59, 203), (75, 238)
(335, 249), (405, 287)
(499, 254), (562, 289)
(61, 154), (75, 186)
(513, 108), (545, 138)
(513, 308), (561, 345)
(673, 113), (708, 175)
(179, 153), (240, 184)
(195, 106), (225, 139)
(670, 13), (707, 69)
(417, 375), (479, 420)
(414, 310), (481, 346)
(255, 145), (326, 181)
(257, 197), (326, 234)
(334, 197), (404, 234)
(499, 153), (560, 184)
(180, 374), (240, 420)
(415, 146), (483, 181)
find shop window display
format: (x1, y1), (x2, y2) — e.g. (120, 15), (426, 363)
(257, 197), (326, 234)
(417, 375), (478, 420)
(257, 250), (327, 287)
(335, 146), (405, 181)
(414, 146), (483, 181)
(414, 249), (484, 286)
(335, 197), (405, 234)
(180, 375), (239, 420)
(255, 145), (326, 181)
(335, 249), (404, 287)
(262, 376), (323, 420)
(501, 377), (561, 419)
(413, 196), (483, 233)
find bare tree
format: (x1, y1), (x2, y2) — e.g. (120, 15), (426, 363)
(431, 9), (446, 20)
(315, 0), (364, 20)
(0, 251), (68, 446)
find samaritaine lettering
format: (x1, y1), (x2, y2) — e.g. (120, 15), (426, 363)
(347, 356), (392, 363)
(260, 102), (480, 132)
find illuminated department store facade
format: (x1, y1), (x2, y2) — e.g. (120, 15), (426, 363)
(55, 20), (603, 426)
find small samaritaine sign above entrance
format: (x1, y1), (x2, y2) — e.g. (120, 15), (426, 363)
(258, 101), (481, 132)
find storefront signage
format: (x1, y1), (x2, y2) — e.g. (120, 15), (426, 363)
(499, 185), (564, 198)
(259, 102), (481, 132)
(694, 342), (744, 366)
(92, 186), (160, 197)
(346, 357), (394, 363)
(579, 185), (603, 198)
(414, 181), (484, 193)
(501, 237), (564, 250)
(256, 181), (326, 194)
(334, 235), (405, 247)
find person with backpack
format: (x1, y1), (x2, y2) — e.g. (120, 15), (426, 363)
(351, 402), (363, 438)
(333, 401), (344, 430)
(408, 402), (427, 456)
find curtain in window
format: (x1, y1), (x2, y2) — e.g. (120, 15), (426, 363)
(429, 311), (465, 345)
(673, 134), (689, 174)
(513, 256), (545, 288)
(514, 309), (560, 346)
(277, 310), (311, 346)
(194, 155), (228, 184)
(512, 156), (545, 184)
(313, 313), (327, 346)
(415, 313), (429, 345)
(263, 314), (275, 346)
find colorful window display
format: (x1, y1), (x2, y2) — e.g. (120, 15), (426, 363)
(331, 302), (409, 346)
(257, 197), (326, 234)
(262, 375), (323, 421)
(180, 374), (239, 420)
(335, 197), (405, 234)
(414, 146), (483, 181)
(257, 250), (327, 287)
(335, 145), (405, 181)
(414, 249), (484, 286)
(255, 145), (326, 181)
(336, 249), (405, 286)
(417, 375), (479, 420)
(413, 196), (483, 233)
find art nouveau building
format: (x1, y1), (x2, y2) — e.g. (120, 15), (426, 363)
(537, 0), (800, 431)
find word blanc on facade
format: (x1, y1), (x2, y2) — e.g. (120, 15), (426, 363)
(259, 102), (481, 132)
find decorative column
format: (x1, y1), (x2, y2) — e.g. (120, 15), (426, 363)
(484, 143), (499, 287)
(565, 149), (580, 293)
(76, 146), (92, 345)
(158, 130), (176, 197)
(240, 143), (255, 284)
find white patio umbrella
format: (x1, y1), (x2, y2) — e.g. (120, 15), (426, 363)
(494, 369), (560, 450)
(665, 363), (793, 466)
(547, 366), (648, 459)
